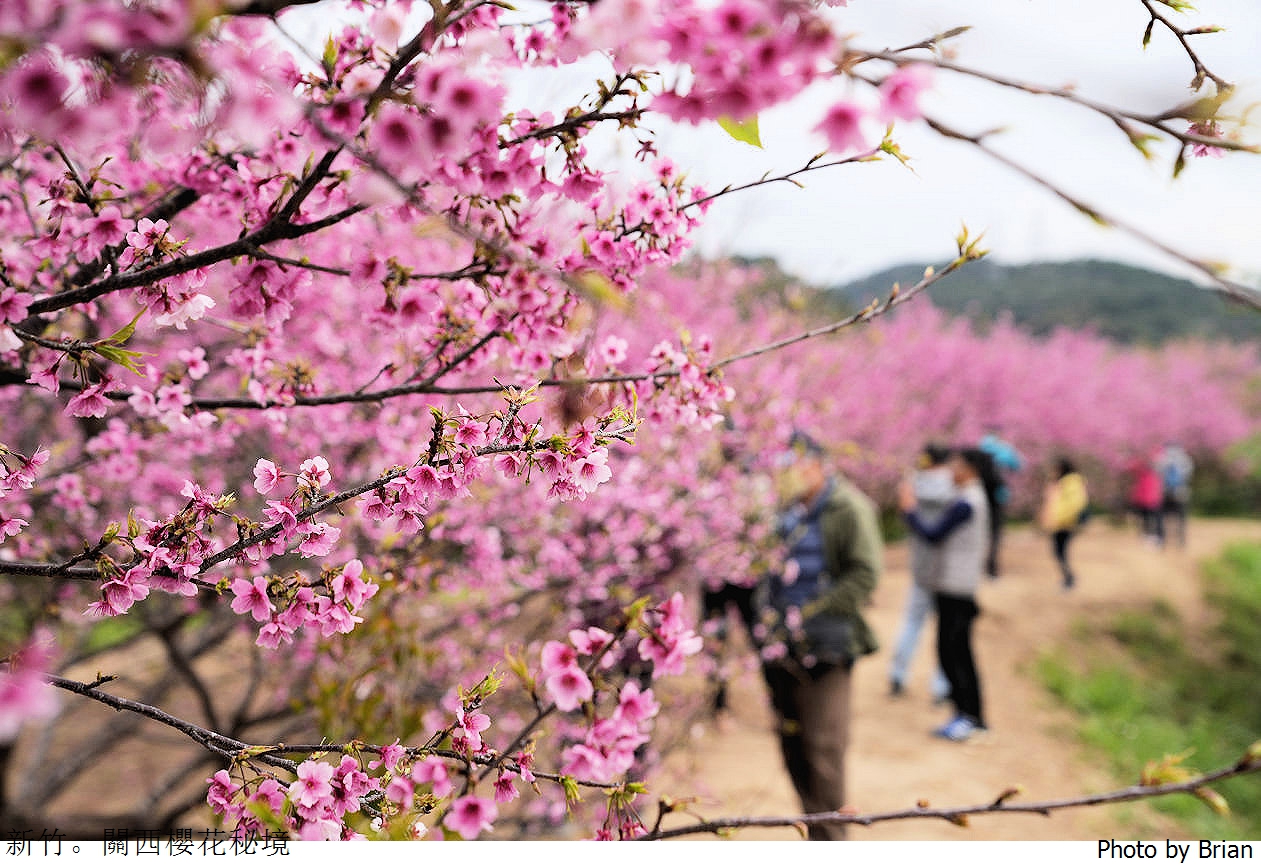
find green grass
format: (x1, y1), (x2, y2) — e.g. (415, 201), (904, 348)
(1036, 542), (1261, 840)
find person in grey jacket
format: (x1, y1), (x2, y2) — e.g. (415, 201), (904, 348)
(888, 444), (952, 701)
(899, 447), (992, 742)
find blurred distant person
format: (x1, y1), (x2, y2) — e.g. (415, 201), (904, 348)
(888, 443), (952, 703)
(899, 447), (992, 742)
(1039, 458), (1090, 591)
(1156, 442), (1194, 548)
(760, 431), (882, 839)
(700, 435), (767, 723)
(979, 426), (1023, 579)
(1127, 451), (1164, 546)
(700, 578), (758, 721)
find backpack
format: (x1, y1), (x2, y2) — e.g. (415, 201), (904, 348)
(1162, 461), (1187, 492)
(1077, 502), (1093, 527)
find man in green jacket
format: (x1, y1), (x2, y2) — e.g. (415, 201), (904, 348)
(761, 432), (882, 840)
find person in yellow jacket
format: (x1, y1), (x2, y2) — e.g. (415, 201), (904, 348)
(1040, 458), (1089, 590)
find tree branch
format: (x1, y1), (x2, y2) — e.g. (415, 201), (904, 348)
(850, 52), (1253, 156)
(679, 146), (884, 212)
(1137, 0), (1232, 93)
(26, 206), (367, 317)
(920, 115), (1261, 310)
(45, 675), (297, 772)
(640, 754), (1261, 839)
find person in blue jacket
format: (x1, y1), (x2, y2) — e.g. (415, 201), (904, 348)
(979, 426), (1023, 579)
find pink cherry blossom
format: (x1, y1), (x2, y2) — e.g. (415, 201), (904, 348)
(288, 760), (335, 809)
(0, 516), (28, 540)
(442, 795), (497, 839)
(540, 640), (578, 677)
(1189, 120), (1226, 158)
(253, 459), (281, 495)
(66, 379), (114, 419)
(0, 631), (58, 742)
(878, 64), (933, 122)
(230, 576), (275, 622)
(545, 665), (594, 712)
(815, 101), (868, 153)
(0, 287), (29, 323)
(411, 755), (455, 798)
(298, 456), (332, 489)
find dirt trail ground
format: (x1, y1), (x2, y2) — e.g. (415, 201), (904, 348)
(657, 518), (1259, 840)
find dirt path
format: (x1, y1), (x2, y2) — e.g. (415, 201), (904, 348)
(657, 517), (1259, 840)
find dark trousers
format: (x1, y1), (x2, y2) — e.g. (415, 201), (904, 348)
(935, 592), (983, 727)
(700, 582), (758, 713)
(762, 661), (852, 840)
(1136, 506), (1164, 543)
(985, 500), (1005, 578)
(1052, 529), (1075, 588)
(1161, 496), (1188, 548)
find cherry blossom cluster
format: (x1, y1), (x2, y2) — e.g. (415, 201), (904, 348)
(0, 628), (58, 742)
(202, 593), (694, 840)
(0, 444), (49, 543)
(653, 0), (835, 123)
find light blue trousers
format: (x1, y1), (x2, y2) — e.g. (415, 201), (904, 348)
(889, 581), (950, 699)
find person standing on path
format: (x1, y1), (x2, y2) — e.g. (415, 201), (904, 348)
(979, 427), (1023, 580)
(888, 443), (952, 702)
(759, 431), (882, 839)
(899, 447), (991, 743)
(1156, 442), (1194, 548)
(1127, 451), (1164, 546)
(1039, 457), (1090, 591)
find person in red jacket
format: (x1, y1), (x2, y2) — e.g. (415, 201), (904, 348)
(1127, 451), (1164, 545)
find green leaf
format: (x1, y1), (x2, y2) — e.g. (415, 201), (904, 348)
(717, 115), (763, 149)
(1173, 149), (1188, 179)
(94, 345), (147, 375)
(572, 270), (629, 310)
(1194, 786), (1231, 816)
(322, 36), (338, 77)
(101, 310), (144, 348)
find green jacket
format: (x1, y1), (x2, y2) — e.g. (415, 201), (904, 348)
(811, 477), (882, 658)
(768, 477), (883, 664)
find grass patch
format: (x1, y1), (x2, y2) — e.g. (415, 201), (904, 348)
(79, 613), (148, 655)
(1036, 542), (1261, 840)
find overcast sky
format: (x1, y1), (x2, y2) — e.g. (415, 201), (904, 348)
(285, 0), (1261, 290)
(655, 0), (1261, 288)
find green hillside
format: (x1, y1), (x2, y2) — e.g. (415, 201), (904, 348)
(831, 259), (1259, 344)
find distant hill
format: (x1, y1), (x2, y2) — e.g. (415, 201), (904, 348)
(830, 259), (1259, 344)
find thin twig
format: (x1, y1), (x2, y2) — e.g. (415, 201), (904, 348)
(640, 756), (1261, 839)
(921, 115), (1261, 310)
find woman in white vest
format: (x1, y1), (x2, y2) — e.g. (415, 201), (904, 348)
(899, 447), (992, 742)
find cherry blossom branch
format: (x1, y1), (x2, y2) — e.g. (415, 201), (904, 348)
(1138, 0), (1232, 92)
(239, 245), (494, 283)
(850, 53), (1254, 156)
(27, 619), (240, 807)
(45, 674), (297, 771)
(0, 424), (630, 588)
(230, 0), (326, 16)
(639, 753), (1261, 840)
(46, 674), (629, 794)
(26, 205), (369, 317)
(680, 146), (885, 212)
(921, 115), (1261, 310)
(501, 110), (645, 148)
(709, 253), (979, 371)
(475, 620), (630, 786)
(36, 251), (979, 414)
